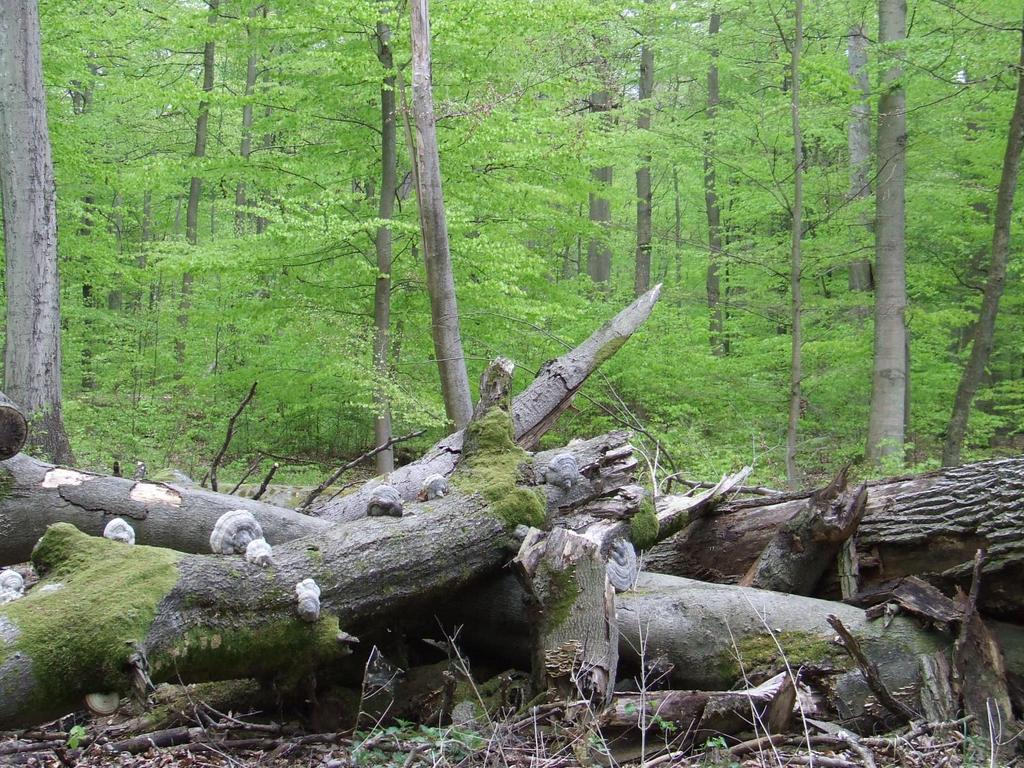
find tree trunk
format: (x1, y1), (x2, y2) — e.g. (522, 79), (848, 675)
(634, 9), (654, 298)
(0, 0), (75, 465)
(847, 23), (873, 293)
(866, 0), (908, 465)
(705, 13), (726, 355)
(373, 21), (398, 474)
(785, 1), (803, 489)
(235, 5), (260, 235)
(179, 0), (218, 367)
(646, 455), (1024, 621)
(409, 0), (473, 430)
(942, 17), (1024, 467)
(588, 91), (613, 285)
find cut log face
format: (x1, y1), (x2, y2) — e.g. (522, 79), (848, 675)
(0, 392), (28, 462)
(514, 527), (617, 705)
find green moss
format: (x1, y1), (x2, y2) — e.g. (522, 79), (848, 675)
(1, 523), (181, 707)
(0, 467), (13, 502)
(716, 630), (848, 681)
(629, 497), (659, 549)
(454, 409), (545, 528)
(539, 564), (579, 631)
(150, 615), (341, 685)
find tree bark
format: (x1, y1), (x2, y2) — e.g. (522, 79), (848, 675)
(866, 0), (908, 465)
(588, 89), (614, 286)
(786, 1), (803, 489)
(942, 16), (1024, 467)
(634, 8), (654, 298)
(373, 20), (398, 474)
(179, 0), (218, 367)
(646, 455), (1024, 620)
(235, 5), (260, 235)
(409, 0), (473, 430)
(704, 14), (726, 356)
(847, 23), (873, 293)
(0, 0), (74, 465)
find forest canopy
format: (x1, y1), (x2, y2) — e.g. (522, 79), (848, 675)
(4, 0), (1024, 489)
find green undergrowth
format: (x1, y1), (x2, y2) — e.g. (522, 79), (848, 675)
(1, 523), (181, 708)
(454, 409), (545, 528)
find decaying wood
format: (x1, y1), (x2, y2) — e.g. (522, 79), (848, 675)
(0, 388), (641, 726)
(740, 471), (867, 594)
(601, 672), (794, 747)
(0, 392), (28, 462)
(319, 286), (662, 523)
(514, 527), (617, 705)
(855, 576), (962, 628)
(0, 453), (329, 567)
(953, 550), (1018, 758)
(646, 455), (1024, 619)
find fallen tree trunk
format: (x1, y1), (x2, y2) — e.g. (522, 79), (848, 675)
(0, 403), (641, 727)
(646, 455), (1024, 620)
(0, 454), (329, 567)
(0, 290), (660, 567)
(443, 571), (1024, 732)
(318, 285), (661, 523)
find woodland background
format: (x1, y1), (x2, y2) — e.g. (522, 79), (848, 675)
(9, 0), (1024, 489)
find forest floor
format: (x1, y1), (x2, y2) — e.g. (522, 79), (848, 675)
(0, 711), (1000, 767)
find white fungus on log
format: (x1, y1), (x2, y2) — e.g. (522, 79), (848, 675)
(245, 537), (274, 567)
(103, 517), (136, 545)
(84, 692), (120, 716)
(0, 570), (24, 605)
(419, 473), (449, 501)
(606, 538), (639, 593)
(295, 578), (321, 622)
(367, 484), (403, 517)
(544, 453), (580, 490)
(209, 510), (264, 554)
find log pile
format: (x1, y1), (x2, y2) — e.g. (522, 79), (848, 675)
(2, 285), (1024, 763)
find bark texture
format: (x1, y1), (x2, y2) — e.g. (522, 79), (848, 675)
(847, 23), (873, 292)
(866, 0), (908, 464)
(634, 9), (654, 297)
(942, 17), (1024, 467)
(646, 456), (1024, 620)
(588, 92), (613, 284)
(374, 21), (398, 474)
(0, 0), (74, 464)
(410, 0), (473, 429)
(704, 13), (726, 355)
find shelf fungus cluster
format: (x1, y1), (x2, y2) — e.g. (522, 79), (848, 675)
(419, 473), (449, 501)
(0, 569), (24, 605)
(544, 453), (580, 491)
(209, 509), (264, 554)
(102, 517), (136, 545)
(367, 484), (403, 517)
(295, 578), (321, 622)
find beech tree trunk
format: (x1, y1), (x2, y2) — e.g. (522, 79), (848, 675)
(704, 14), (726, 355)
(646, 455), (1024, 621)
(235, 5), (260, 234)
(409, 0), (473, 429)
(786, 2), (803, 489)
(942, 16), (1024, 467)
(0, 0), (75, 465)
(847, 23), (873, 293)
(866, 0), (908, 465)
(373, 21), (398, 474)
(588, 90), (613, 285)
(634, 6), (654, 297)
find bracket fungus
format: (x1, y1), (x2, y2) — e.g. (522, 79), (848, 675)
(606, 538), (639, 593)
(85, 692), (121, 716)
(367, 484), (404, 517)
(295, 578), (321, 622)
(0, 569), (24, 605)
(544, 453), (580, 491)
(102, 517), (136, 546)
(419, 473), (449, 501)
(209, 510), (264, 555)
(244, 537), (274, 567)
